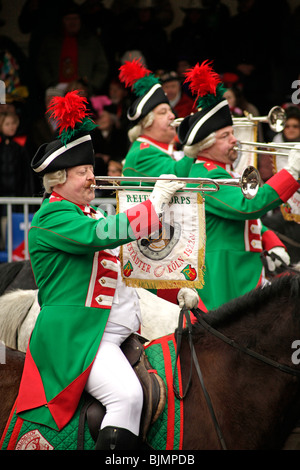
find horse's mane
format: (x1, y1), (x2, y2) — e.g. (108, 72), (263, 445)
(193, 274), (300, 333)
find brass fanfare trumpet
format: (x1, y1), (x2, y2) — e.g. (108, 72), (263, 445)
(91, 165), (260, 200)
(234, 140), (299, 157)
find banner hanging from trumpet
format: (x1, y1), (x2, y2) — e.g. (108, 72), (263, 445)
(272, 149), (300, 223)
(117, 190), (206, 289)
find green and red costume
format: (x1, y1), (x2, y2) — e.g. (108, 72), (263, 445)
(122, 135), (193, 182)
(188, 158), (300, 311)
(16, 194), (160, 430)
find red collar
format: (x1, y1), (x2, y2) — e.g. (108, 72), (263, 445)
(138, 135), (173, 153)
(196, 156), (233, 173)
(49, 191), (97, 215)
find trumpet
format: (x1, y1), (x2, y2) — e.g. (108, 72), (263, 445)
(234, 140), (299, 157)
(239, 106), (286, 133)
(91, 165), (260, 199)
(171, 106), (286, 132)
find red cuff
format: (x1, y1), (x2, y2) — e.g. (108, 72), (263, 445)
(125, 199), (160, 240)
(267, 169), (300, 202)
(156, 288), (180, 304)
(262, 229), (286, 251)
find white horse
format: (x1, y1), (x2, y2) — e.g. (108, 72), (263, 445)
(0, 288), (180, 352)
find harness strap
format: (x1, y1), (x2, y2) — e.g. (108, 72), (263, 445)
(173, 307), (227, 450)
(191, 307), (300, 378)
(173, 307), (193, 400)
(260, 250), (300, 276)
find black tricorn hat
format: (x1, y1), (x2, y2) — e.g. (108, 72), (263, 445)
(119, 58), (170, 124)
(178, 100), (232, 146)
(127, 84), (169, 122)
(178, 61), (232, 146)
(31, 90), (97, 175)
(31, 134), (95, 176)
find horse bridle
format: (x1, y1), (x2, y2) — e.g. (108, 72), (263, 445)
(173, 306), (300, 451)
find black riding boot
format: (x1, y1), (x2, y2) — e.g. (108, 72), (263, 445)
(95, 426), (139, 450)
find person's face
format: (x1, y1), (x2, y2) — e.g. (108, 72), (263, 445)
(54, 165), (96, 205)
(283, 118), (300, 141)
(2, 116), (18, 137)
(202, 126), (238, 164)
(223, 89), (236, 109)
(162, 80), (181, 102)
(109, 82), (126, 104)
(108, 163), (122, 176)
(62, 13), (81, 35)
(144, 103), (176, 143)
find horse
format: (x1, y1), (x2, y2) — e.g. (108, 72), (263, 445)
(1, 274), (300, 450)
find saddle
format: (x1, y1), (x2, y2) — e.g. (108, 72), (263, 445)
(77, 334), (166, 449)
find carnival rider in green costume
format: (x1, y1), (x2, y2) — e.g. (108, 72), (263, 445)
(119, 58), (194, 184)
(16, 90), (199, 450)
(177, 60), (300, 312)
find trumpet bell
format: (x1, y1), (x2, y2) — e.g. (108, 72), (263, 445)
(240, 165), (260, 199)
(268, 106), (286, 133)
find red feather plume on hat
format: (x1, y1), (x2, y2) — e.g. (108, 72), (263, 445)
(47, 90), (97, 145)
(184, 60), (221, 99)
(119, 58), (151, 89)
(48, 90), (89, 133)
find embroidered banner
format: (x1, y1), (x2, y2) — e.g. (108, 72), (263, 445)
(273, 152), (300, 223)
(118, 190), (206, 289)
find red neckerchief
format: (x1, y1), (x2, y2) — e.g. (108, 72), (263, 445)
(49, 191), (97, 216)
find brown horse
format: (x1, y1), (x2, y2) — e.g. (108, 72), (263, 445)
(1, 274), (300, 450)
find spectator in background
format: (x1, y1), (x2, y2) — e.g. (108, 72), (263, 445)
(91, 105), (130, 179)
(116, 0), (170, 72)
(0, 30), (29, 133)
(79, 0), (118, 78)
(0, 110), (33, 246)
(160, 71), (196, 118)
(28, 86), (67, 195)
(108, 159), (123, 177)
(170, 0), (229, 71)
(35, 1), (109, 96)
(18, 0), (69, 120)
(258, 106), (300, 183)
(223, 0), (291, 114)
(29, 86), (65, 153)
(0, 111), (32, 198)
(273, 106), (300, 146)
(223, 83), (260, 118)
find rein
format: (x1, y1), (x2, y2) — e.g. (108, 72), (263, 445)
(191, 307), (300, 378)
(173, 302), (300, 451)
(173, 307), (227, 450)
(260, 249), (300, 276)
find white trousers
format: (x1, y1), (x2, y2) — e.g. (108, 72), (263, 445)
(85, 322), (143, 436)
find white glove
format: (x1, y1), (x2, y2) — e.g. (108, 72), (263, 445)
(284, 144), (300, 180)
(265, 246), (290, 272)
(149, 175), (185, 214)
(177, 288), (199, 309)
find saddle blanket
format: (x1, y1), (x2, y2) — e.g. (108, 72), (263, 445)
(0, 334), (183, 450)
